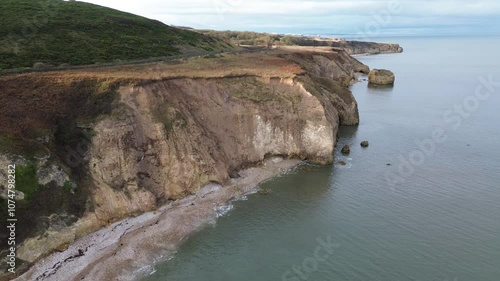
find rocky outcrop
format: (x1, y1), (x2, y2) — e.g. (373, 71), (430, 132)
(332, 41), (403, 55)
(341, 145), (351, 154)
(0, 49), (368, 274)
(368, 69), (395, 85)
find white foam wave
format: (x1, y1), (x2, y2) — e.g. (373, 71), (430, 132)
(215, 204), (234, 218)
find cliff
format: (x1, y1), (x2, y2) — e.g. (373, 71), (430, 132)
(331, 41), (403, 55)
(196, 29), (404, 56)
(0, 47), (368, 278)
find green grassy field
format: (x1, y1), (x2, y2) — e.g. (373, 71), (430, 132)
(0, 0), (231, 70)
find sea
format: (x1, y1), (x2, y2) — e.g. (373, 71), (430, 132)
(142, 36), (500, 281)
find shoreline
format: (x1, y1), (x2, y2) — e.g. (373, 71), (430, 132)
(15, 157), (302, 281)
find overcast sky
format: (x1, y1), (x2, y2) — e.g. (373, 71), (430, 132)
(82, 0), (500, 36)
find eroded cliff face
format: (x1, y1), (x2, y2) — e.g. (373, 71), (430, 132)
(0, 49), (366, 271)
(90, 76), (337, 222)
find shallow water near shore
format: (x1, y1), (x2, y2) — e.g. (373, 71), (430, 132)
(142, 36), (500, 281)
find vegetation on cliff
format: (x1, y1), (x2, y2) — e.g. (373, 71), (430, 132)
(0, 77), (120, 256)
(0, 0), (231, 70)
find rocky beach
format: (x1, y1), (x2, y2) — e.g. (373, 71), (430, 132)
(14, 158), (300, 281)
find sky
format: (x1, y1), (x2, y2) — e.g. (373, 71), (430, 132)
(82, 0), (500, 36)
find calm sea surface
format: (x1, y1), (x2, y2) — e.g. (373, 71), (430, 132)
(143, 36), (500, 281)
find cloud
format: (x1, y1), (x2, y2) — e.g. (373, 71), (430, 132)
(81, 0), (500, 35)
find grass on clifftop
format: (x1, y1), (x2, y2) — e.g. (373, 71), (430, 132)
(0, 0), (231, 70)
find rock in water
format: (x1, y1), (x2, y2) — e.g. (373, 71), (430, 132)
(341, 145), (351, 154)
(368, 69), (395, 85)
(360, 141), (369, 147)
(337, 161), (347, 166)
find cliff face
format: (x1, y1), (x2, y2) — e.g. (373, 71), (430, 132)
(0, 48), (367, 271)
(331, 41), (403, 55)
(89, 77), (336, 222)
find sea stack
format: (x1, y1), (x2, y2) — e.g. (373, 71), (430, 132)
(341, 145), (351, 154)
(368, 69), (395, 85)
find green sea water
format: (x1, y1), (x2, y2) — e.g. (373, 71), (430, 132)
(142, 36), (500, 281)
